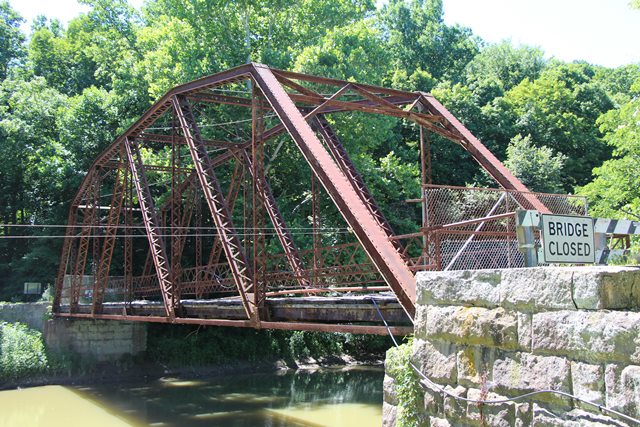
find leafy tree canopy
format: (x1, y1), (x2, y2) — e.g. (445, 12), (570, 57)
(0, 0), (637, 295)
(0, 1), (24, 80)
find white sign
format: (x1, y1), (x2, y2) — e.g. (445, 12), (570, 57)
(23, 282), (42, 295)
(541, 214), (595, 264)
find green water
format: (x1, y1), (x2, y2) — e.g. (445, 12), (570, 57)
(0, 366), (384, 427)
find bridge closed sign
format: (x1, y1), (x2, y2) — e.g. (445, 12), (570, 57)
(541, 214), (595, 264)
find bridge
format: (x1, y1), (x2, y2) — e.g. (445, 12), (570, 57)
(52, 63), (552, 335)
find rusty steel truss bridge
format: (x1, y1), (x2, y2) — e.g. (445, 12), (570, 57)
(53, 63), (554, 335)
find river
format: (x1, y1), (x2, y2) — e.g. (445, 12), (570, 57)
(0, 366), (384, 427)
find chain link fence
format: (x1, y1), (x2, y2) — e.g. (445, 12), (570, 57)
(421, 185), (588, 271)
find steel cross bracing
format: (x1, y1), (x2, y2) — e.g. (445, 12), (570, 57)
(53, 63), (545, 334)
(92, 161), (127, 314)
(171, 95), (256, 320)
(125, 137), (178, 318)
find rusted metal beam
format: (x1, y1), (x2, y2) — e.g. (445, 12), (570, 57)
(204, 159), (244, 278)
(123, 169), (133, 308)
(272, 68), (415, 99)
(240, 150), (310, 290)
(266, 286), (389, 297)
(124, 137), (178, 319)
(92, 164), (127, 314)
(250, 63), (416, 317)
(171, 95), (256, 321)
(418, 94), (549, 213)
(56, 312), (412, 335)
(187, 92), (253, 108)
(139, 132), (243, 148)
(312, 115), (406, 260)
(69, 171), (102, 313)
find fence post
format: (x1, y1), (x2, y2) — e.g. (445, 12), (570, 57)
(516, 210), (541, 267)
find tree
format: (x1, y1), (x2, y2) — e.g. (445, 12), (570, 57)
(464, 41), (546, 104)
(0, 1), (24, 80)
(504, 134), (566, 193)
(28, 17), (101, 95)
(134, 15), (206, 99)
(294, 20), (390, 85)
(488, 63), (614, 189)
(429, 82), (487, 185)
(0, 77), (71, 224)
(0, 76), (73, 292)
(378, 0), (479, 82)
(594, 64), (640, 106)
(292, 21), (422, 233)
(143, 0), (374, 71)
(57, 86), (121, 170)
(579, 79), (640, 218)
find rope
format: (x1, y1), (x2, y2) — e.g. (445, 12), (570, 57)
(369, 298), (640, 425)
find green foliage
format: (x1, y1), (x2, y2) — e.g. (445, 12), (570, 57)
(0, 1), (24, 80)
(505, 134), (566, 193)
(490, 62), (614, 189)
(464, 41), (546, 102)
(57, 86), (120, 168)
(378, 0), (479, 81)
(579, 78), (640, 219)
(594, 64), (640, 106)
(0, 322), (49, 381)
(342, 333), (391, 355)
(0, 0), (637, 298)
(28, 16), (101, 95)
(294, 19), (390, 85)
(146, 325), (391, 366)
(143, 0), (374, 73)
(386, 339), (426, 427)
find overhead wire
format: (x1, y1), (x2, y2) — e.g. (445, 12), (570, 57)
(143, 113), (278, 132)
(0, 223), (350, 231)
(0, 231), (351, 239)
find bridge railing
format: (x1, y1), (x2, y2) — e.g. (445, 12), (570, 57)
(58, 185), (591, 310)
(415, 185), (588, 271)
(421, 185), (588, 270)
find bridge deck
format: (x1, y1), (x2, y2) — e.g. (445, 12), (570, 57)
(57, 294), (413, 335)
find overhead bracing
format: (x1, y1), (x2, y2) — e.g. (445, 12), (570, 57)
(54, 63), (545, 332)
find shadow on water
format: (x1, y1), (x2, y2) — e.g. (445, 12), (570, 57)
(72, 366), (385, 427)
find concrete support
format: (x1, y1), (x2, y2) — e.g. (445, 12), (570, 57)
(0, 302), (49, 332)
(44, 318), (147, 362)
(384, 266), (640, 426)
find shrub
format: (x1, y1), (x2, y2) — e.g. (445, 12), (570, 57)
(0, 322), (49, 381)
(386, 339), (426, 427)
(288, 331), (310, 359)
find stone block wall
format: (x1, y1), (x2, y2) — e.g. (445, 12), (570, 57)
(0, 302), (49, 331)
(44, 318), (147, 362)
(384, 266), (640, 426)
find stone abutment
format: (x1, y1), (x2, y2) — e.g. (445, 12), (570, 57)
(384, 266), (640, 426)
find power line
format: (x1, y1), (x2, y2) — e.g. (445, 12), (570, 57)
(0, 223), (350, 231)
(144, 114), (278, 131)
(0, 230), (353, 239)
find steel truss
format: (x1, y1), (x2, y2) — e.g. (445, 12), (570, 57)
(53, 63), (541, 334)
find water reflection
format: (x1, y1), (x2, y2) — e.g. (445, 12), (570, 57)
(0, 367), (384, 427)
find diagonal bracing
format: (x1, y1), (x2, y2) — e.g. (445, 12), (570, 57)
(124, 137), (178, 319)
(171, 95), (256, 321)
